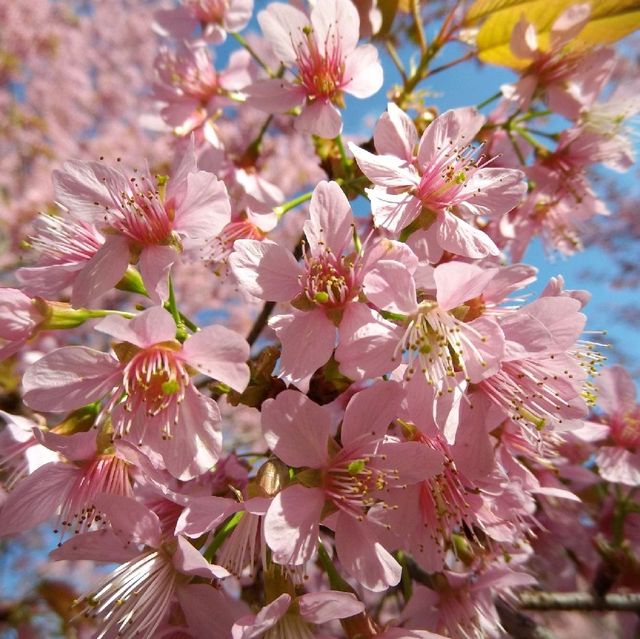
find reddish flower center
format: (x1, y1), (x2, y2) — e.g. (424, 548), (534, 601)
(122, 345), (190, 423)
(110, 175), (176, 247)
(301, 251), (357, 308)
(611, 408), (640, 449)
(187, 0), (228, 23)
(295, 29), (345, 101)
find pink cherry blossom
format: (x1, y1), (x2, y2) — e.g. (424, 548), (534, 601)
(54, 494), (230, 639)
(153, 0), (253, 44)
(16, 213), (105, 297)
(52, 143), (231, 304)
(153, 44), (253, 136)
(0, 288), (44, 361)
(230, 180), (416, 390)
(593, 366), (640, 486)
(502, 4), (616, 120)
(22, 307), (250, 479)
(248, 0), (383, 138)
(350, 104), (526, 256)
(261, 382), (442, 591)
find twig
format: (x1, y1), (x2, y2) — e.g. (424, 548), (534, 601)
(246, 301), (276, 347)
(518, 591), (640, 612)
(496, 600), (558, 639)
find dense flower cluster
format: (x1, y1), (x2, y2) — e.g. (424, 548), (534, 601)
(1, 1), (639, 638)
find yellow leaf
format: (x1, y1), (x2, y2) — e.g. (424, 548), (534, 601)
(466, 0), (640, 69)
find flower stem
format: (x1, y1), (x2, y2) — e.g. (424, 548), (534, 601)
(232, 32), (274, 77)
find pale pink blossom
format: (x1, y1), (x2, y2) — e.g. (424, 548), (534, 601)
(350, 104), (526, 255)
(52, 144), (231, 304)
(0, 429), (133, 540)
(248, 0), (383, 138)
(153, 44), (253, 136)
(594, 366), (640, 486)
(153, 0), (253, 44)
(261, 382), (442, 591)
(53, 495), (231, 639)
(16, 214), (105, 297)
(0, 288), (44, 361)
(22, 307), (250, 479)
(502, 5), (616, 120)
(230, 180), (416, 390)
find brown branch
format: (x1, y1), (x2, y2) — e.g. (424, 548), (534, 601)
(518, 591), (640, 612)
(246, 301), (276, 347)
(496, 600), (558, 639)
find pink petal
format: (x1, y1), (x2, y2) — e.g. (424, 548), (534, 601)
(500, 297), (585, 355)
(370, 188), (423, 235)
(50, 529), (138, 563)
(342, 44), (383, 98)
(178, 584), (245, 639)
(34, 429), (97, 461)
(229, 239), (302, 301)
(94, 494), (162, 547)
(349, 144), (418, 188)
(269, 310), (336, 393)
(551, 2), (590, 50)
(264, 485), (324, 566)
(341, 381), (403, 447)
(258, 3), (309, 64)
(23, 346), (121, 413)
(177, 496), (241, 538)
(173, 535), (230, 579)
(70, 235), (130, 307)
(363, 260), (417, 315)
(262, 390), (331, 468)
(458, 167), (526, 217)
(175, 171), (231, 241)
(295, 100), (342, 139)
(433, 261), (497, 311)
(220, 50), (253, 91)
(224, 0), (254, 32)
(166, 392), (222, 481)
(596, 366), (637, 415)
(596, 447), (640, 486)
(153, 7), (197, 39)
(334, 514), (401, 591)
(374, 102), (418, 161)
(417, 107), (485, 169)
(139, 245), (176, 303)
(53, 160), (128, 220)
(335, 304), (399, 380)
(246, 78), (306, 112)
(96, 306), (177, 347)
(0, 462), (75, 536)
(305, 181), (354, 256)
(297, 590), (364, 623)
(510, 16), (538, 58)
(376, 441), (443, 484)
(311, 0), (359, 55)
(182, 325), (250, 392)
(232, 594), (291, 639)
(436, 212), (500, 258)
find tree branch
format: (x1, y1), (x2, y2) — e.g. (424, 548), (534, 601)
(518, 591), (640, 612)
(496, 600), (558, 639)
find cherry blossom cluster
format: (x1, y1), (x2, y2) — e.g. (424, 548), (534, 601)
(1, 1), (639, 638)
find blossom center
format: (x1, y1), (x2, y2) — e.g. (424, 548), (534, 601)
(109, 175), (175, 247)
(301, 252), (356, 308)
(295, 29), (345, 102)
(397, 301), (488, 386)
(122, 345), (190, 424)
